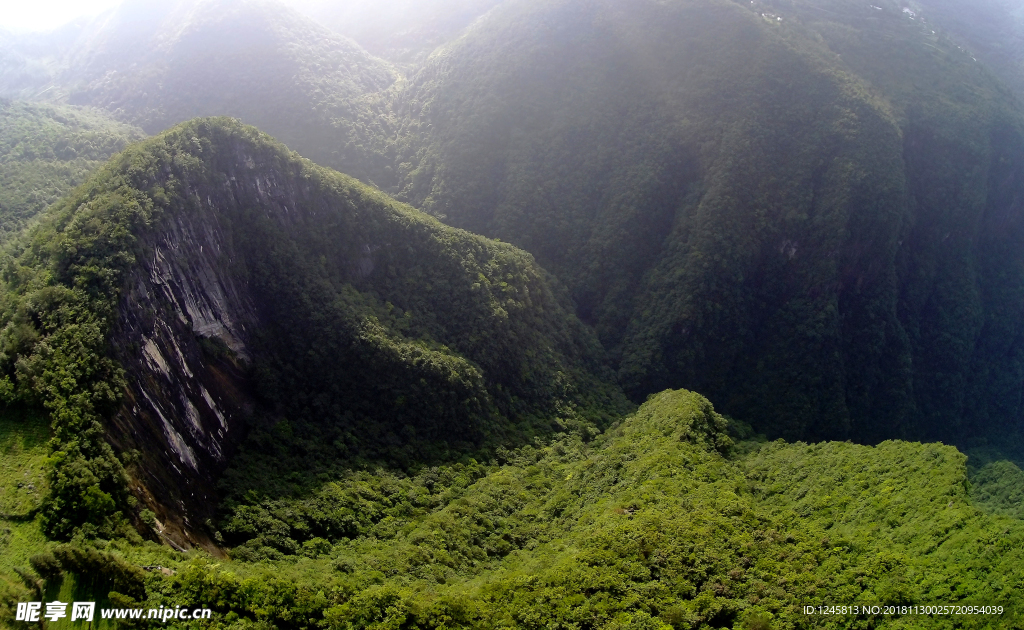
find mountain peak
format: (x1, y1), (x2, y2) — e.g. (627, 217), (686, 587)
(2, 117), (626, 546)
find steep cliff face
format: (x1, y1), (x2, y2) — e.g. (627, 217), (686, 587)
(391, 0), (1024, 445)
(0, 117), (624, 546)
(106, 196), (260, 550)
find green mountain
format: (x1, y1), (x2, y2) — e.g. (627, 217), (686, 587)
(284, 0), (504, 66)
(11, 0), (1023, 451)
(0, 98), (144, 239)
(0, 1), (1023, 625)
(0, 117), (626, 547)
(0, 0), (397, 183)
(388, 0), (1024, 447)
(7, 389), (1024, 628)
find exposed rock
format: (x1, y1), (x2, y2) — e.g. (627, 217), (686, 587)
(90, 121), (622, 549)
(108, 181), (260, 552)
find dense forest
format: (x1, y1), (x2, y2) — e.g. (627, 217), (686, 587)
(0, 99), (144, 239)
(384, 0), (1024, 448)
(0, 117), (625, 539)
(1, 0), (1024, 627)
(6, 0), (1024, 447)
(4, 388), (1024, 628)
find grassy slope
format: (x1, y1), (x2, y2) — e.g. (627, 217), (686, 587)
(0, 406), (51, 622)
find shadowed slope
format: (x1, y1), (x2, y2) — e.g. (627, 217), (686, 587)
(391, 0), (1024, 446)
(0, 117), (627, 547)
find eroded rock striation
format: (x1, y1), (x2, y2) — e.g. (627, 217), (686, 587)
(5, 118), (624, 548)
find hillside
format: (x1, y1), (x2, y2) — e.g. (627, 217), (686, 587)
(0, 117), (627, 548)
(8, 0), (1024, 451)
(913, 0), (1024, 99)
(0, 0), (398, 184)
(0, 1), (1019, 626)
(0, 0), (1023, 620)
(285, 0), (504, 66)
(4, 390), (1023, 628)
(385, 0), (1024, 448)
(0, 99), (144, 239)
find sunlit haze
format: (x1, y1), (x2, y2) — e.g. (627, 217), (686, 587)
(0, 0), (333, 33)
(0, 0), (124, 32)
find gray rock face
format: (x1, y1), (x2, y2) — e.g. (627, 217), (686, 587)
(107, 177), (263, 552)
(83, 122), (620, 550)
(100, 143), (410, 550)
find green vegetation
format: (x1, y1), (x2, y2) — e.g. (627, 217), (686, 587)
(0, 405), (52, 623)
(970, 460), (1024, 521)
(0, 140), (139, 540)
(0, 111), (1020, 625)
(1, 1), (1023, 626)
(0, 116), (626, 541)
(381, 0), (1024, 450)
(5, 390), (1024, 628)
(8, 0), (1024, 449)
(0, 99), (145, 239)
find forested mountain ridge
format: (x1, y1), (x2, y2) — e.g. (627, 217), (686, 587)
(1, 0), (1024, 626)
(386, 0), (1024, 447)
(0, 0), (398, 185)
(6, 390), (1024, 628)
(2, 0), (1024, 460)
(0, 117), (627, 548)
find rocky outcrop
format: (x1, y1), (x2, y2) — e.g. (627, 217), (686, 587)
(107, 185), (261, 552)
(87, 120), (623, 550)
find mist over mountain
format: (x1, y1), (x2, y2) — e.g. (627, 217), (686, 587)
(284, 0), (503, 65)
(12, 0), (1015, 447)
(2, 0), (1023, 458)
(0, 0), (397, 183)
(390, 0), (1024, 447)
(2, 0), (1024, 627)
(914, 0), (1024, 97)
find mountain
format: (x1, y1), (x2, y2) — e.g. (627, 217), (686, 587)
(0, 0), (397, 184)
(0, 117), (627, 548)
(914, 0), (1024, 99)
(285, 0), (504, 66)
(8, 389), (1024, 627)
(2, 0), (1024, 625)
(389, 0), (1024, 447)
(0, 98), (145, 239)
(5, 0), (1024, 449)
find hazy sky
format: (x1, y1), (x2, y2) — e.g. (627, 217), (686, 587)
(0, 0), (125, 32)
(0, 0), (344, 33)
